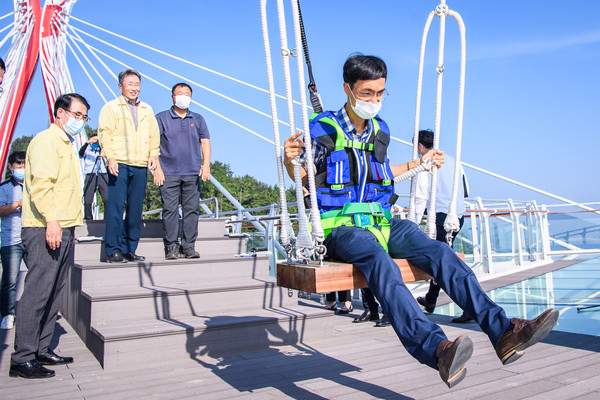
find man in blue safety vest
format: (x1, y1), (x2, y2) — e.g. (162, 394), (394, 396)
(283, 54), (559, 388)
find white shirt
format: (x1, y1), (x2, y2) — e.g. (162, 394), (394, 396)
(415, 154), (467, 223)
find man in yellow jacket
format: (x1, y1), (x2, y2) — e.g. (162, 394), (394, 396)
(98, 69), (160, 263)
(10, 93), (90, 379)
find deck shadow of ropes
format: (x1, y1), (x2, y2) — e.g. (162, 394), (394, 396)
(187, 316), (411, 400)
(134, 264), (410, 398)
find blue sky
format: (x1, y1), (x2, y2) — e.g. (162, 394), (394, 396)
(1, 0), (598, 208)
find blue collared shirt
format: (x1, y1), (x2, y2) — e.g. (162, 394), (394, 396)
(0, 178), (23, 246)
(155, 107), (210, 175)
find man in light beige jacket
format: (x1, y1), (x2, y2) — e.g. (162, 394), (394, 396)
(98, 69), (160, 263)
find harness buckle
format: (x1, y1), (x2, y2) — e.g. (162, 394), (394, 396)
(369, 202), (384, 217)
(353, 213), (372, 228)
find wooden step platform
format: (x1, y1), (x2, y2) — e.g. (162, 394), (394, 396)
(277, 255), (464, 293)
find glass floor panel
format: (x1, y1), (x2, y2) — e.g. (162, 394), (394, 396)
(434, 256), (600, 337)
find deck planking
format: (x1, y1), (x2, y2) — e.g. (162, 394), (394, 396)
(1, 259), (599, 399)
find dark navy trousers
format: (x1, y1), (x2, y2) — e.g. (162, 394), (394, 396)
(324, 218), (511, 369)
(105, 164), (147, 256)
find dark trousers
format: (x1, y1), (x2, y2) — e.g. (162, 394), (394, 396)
(0, 243), (26, 316)
(326, 290), (350, 303)
(361, 288), (380, 314)
(159, 175), (201, 249)
(425, 212), (465, 305)
(83, 173), (108, 220)
(324, 218), (510, 369)
(105, 164), (147, 256)
(12, 227), (74, 364)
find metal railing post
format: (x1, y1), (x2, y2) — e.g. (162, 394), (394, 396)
(267, 204), (277, 277)
(525, 202), (537, 261)
(538, 204), (551, 260)
(508, 199), (523, 266)
(476, 197), (493, 274)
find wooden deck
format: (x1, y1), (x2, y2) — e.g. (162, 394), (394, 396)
(1, 260), (599, 399)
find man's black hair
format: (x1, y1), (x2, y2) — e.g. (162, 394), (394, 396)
(343, 54), (387, 87)
(8, 151), (25, 165)
(53, 93), (90, 118)
(418, 129), (434, 150)
(0, 57), (5, 72)
(171, 82), (193, 95)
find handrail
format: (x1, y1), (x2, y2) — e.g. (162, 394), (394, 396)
(142, 196), (220, 218)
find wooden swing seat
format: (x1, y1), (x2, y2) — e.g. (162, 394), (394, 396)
(277, 254), (464, 294)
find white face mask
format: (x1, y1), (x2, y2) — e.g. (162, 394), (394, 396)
(348, 88), (382, 120)
(64, 117), (84, 136)
(174, 95), (191, 110)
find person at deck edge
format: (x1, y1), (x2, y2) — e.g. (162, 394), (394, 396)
(283, 54), (559, 388)
(98, 69), (160, 263)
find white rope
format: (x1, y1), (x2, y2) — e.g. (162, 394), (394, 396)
(443, 9), (467, 244)
(66, 25), (117, 85)
(390, 134), (600, 217)
(0, 21), (15, 35)
(421, 3), (448, 239)
(394, 158), (432, 184)
(275, 0), (313, 261)
(69, 15), (310, 109)
(69, 25), (294, 130)
(42, 2), (86, 153)
(408, 11), (435, 223)
(290, 0), (324, 244)
(0, 23), (17, 51)
(65, 37), (108, 103)
(82, 41), (278, 146)
(0, 11), (14, 21)
(66, 26), (116, 97)
(260, 0), (295, 251)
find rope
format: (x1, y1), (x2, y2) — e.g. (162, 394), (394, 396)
(69, 25), (295, 130)
(394, 158), (432, 184)
(275, 0), (313, 261)
(443, 10), (468, 245)
(296, 0), (323, 114)
(66, 26), (117, 97)
(65, 38), (108, 103)
(69, 15), (311, 109)
(260, 0), (295, 253)
(77, 39), (278, 146)
(0, 21), (15, 36)
(0, 11), (15, 21)
(425, 2), (450, 240)
(291, 0), (324, 245)
(408, 11), (435, 223)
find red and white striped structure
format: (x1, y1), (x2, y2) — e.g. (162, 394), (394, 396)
(40, 0), (77, 121)
(0, 0), (81, 171)
(0, 0), (41, 172)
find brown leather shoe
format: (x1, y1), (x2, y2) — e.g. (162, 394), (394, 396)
(436, 335), (473, 388)
(494, 308), (559, 365)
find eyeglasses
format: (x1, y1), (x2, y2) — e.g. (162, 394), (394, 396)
(64, 109), (90, 123)
(352, 88), (389, 102)
(122, 83), (140, 89)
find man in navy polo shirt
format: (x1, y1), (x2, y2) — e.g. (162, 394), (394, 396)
(154, 83), (211, 259)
